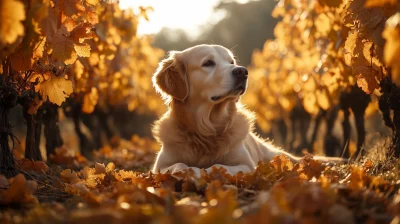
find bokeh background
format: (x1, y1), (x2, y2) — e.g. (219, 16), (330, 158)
(8, 0), (391, 160)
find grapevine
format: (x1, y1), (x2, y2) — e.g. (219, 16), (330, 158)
(0, 0), (163, 176)
(244, 0), (400, 158)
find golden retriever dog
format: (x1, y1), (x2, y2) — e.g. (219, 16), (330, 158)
(151, 44), (344, 176)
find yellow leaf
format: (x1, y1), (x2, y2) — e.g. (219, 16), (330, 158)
(86, 0), (99, 6)
(303, 92), (319, 115)
(33, 36), (46, 59)
(316, 88), (330, 110)
(82, 87), (98, 114)
(0, 0), (26, 45)
(74, 43), (91, 57)
(303, 77), (316, 92)
(344, 31), (360, 66)
(315, 13), (331, 36)
(35, 73), (73, 106)
(383, 13), (400, 85)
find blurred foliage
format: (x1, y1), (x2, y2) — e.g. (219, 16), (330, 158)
(152, 0), (278, 66)
(243, 0), (400, 135)
(0, 0), (165, 116)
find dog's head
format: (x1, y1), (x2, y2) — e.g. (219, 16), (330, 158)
(153, 45), (248, 104)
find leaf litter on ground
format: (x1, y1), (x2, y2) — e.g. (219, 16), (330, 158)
(1, 136), (400, 223)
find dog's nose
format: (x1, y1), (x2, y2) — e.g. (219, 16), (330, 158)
(232, 66), (248, 79)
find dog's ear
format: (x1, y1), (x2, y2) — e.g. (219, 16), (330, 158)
(153, 51), (189, 102)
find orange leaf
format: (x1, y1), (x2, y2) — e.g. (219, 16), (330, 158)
(0, 0), (26, 45)
(16, 158), (49, 173)
(60, 169), (81, 184)
(1, 174), (38, 205)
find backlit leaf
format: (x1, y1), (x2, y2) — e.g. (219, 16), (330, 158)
(35, 73), (74, 106)
(0, 0), (26, 45)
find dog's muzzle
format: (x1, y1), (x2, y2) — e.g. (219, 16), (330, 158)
(232, 66), (248, 95)
(211, 66), (248, 101)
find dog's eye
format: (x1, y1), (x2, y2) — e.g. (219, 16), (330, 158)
(202, 59), (215, 67)
(230, 61), (235, 64)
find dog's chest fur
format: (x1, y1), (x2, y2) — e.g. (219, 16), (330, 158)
(153, 104), (254, 168)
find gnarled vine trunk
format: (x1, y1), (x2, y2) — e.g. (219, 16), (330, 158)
(340, 86), (370, 159)
(0, 106), (17, 177)
(324, 106), (340, 157)
(22, 103), (43, 161)
(0, 84), (18, 177)
(43, 103), (63, 158)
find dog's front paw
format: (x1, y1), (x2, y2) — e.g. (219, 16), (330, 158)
(170, 166), (203, 179)
(205, 164), (235, 175)
(161, 162), (189, 174)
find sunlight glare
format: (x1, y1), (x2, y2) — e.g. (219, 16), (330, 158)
(119, 0), (249, 37)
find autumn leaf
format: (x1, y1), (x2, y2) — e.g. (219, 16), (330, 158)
(341, 167), (369, 190)
(10, 48), (33, 71)
(49, 147), (88, 167)
(74, 43), (91, 57)
(365, 0), (398, 8)
(318, 0), (343, 8)
(315, 13), (332, 36)
(294, 154), (326, 180)
(0, 174), (38, 205)
(34, 73), (73, 106)
(303, 92), (319, 115)
(0, 0), (26, 45)
(48, 25), (92, 64)
(53, 0), (86, 26)
(95, 162), (106, 174)
(383, 13), (400, 86)
(344, 31), (361, 66)
(70, 23), (95, 43)
(82, 87), (99, 113)
(354, 66), (379, 94)
(271, 155), (294, 174)
(33, 36), (46, 59)
(48, 28), (78, 64)
(61, 169), (81, 184)
(316, 88), (330, 110)
(16, 158), (49, 173)
(86, 0), (100, 6)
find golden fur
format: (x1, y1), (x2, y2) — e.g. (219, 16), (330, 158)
(151, 44), (343, 175)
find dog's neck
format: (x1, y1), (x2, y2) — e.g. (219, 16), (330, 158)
(171, 98), (238, 137)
